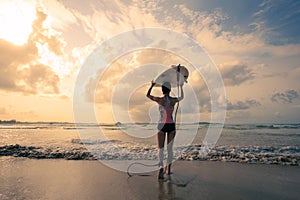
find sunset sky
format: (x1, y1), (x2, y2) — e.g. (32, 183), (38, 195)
(0, 0), (299, 124)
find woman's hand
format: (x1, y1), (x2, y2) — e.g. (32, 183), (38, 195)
(147, 81), (156, 100)
(151, 81), (155, 87)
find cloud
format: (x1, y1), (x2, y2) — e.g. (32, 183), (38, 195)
(19, 64), (60, 94)
(85, 60), (133, 104)
(271, 89), (299, 103)
(219, 62), (255, 86)
(85, 68), (106, 103)
(0, 8), (61, 94)
(158, 3), (266, 56)
(40, 0), (78, 31)
(66, 0), (162, 43)
(86, 47), (226, 120)
(227, 99), (261, 110)
(58, 1), (300, 123)
(85, 49), (188, 103)
(156, 2), (300, 61)
(253, 0), (300, 45)
(134, 49), (181, 66)
(128, 86), (153, 122)
(32, 9), (65, 55)
(84, 48), (208, 123)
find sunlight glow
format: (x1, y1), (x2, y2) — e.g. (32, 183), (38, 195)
(37, 42), (73, 78)
(0, 0), (36, 45)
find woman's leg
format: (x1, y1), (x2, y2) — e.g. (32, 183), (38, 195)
(157, 131), (166, 168)
(166, 130), (176, 174)
(157, 131), (166, 179)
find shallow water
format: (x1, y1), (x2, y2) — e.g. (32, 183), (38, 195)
(0, 122), (299, 165)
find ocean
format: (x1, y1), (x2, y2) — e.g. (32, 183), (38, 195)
(0, 122), (299, 166)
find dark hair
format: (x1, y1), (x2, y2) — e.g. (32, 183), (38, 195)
(162, 82), (171, 94)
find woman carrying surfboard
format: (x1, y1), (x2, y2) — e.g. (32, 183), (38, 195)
(146, 80), (184, 180)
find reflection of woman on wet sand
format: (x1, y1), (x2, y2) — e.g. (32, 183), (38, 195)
(158, 178), (175, 199)
(147, 81), (184, 180)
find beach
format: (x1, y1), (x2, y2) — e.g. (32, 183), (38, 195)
(0, 122), (299, 199)
(1, 157), (299, 200)
(1, 0), (300, 199)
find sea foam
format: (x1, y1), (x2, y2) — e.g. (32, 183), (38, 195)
(1, 143), (299, 166)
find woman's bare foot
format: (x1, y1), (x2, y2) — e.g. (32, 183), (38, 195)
(158, 168), (164, 180)
(165, 164), (172, 175)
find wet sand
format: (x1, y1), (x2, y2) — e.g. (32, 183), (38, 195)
(0, 157), (299, 200)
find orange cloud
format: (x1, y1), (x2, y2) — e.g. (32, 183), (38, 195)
(0, 8), (63, 94)
(219, 62), (255, 86)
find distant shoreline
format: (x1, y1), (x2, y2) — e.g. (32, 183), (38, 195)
(1, 120), (300, 125)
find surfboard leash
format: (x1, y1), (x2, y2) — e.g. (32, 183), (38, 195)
(127, 162), (159, 177)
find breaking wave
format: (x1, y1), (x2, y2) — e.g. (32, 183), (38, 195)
(1, 143), (299, 166)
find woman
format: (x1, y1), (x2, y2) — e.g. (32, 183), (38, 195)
(146, 81), (184, 179)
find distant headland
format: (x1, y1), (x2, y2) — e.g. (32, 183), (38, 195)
(0, 119), (17, 124)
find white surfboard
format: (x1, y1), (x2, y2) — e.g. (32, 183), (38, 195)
(153, 65), (189, 88)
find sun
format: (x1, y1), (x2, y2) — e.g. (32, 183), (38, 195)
(0, 0), (36, 46)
